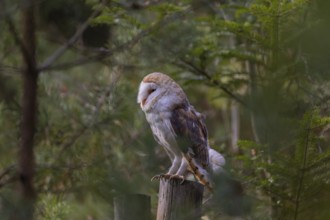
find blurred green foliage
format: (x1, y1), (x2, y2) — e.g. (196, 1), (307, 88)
(0, 0), (329, 219)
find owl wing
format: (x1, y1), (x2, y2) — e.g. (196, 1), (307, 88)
(170, 104), (209, 168)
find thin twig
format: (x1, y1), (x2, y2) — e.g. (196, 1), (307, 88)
(54, 126), (88, 163)
(0, 165), (17, 189)
(0, 164), (15, 181)
(0, 175), (17, 189)
(203, 0), (229, 21)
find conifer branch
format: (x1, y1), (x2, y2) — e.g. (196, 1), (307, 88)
(293, 113), (313, 220)
(178, 58), (247, 107)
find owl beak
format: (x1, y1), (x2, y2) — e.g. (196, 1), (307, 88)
(141, 98), (146, 108)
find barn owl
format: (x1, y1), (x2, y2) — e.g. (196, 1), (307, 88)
(137, 72), (225, 191)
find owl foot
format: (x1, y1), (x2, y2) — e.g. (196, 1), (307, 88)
(151, 173), (172, 181)
(169, 174), (185, 184)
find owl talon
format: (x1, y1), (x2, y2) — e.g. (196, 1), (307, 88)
(169, 174), (185, 184)
(151, 174), (162, 181)
(151, 173), (171, 181)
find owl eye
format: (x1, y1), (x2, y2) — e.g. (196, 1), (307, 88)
(148, 88), (156, 94)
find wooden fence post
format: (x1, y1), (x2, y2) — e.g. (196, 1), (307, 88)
(114, 194), (151, 220)
(156, 178), (204, 220)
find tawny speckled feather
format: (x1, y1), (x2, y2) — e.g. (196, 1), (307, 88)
(170, 105), (209, 168)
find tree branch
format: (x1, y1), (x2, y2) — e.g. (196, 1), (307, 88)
(178, 58), (247, 107)
(40, 9), (191, 71)
(3, 6), (33, 69)
(38, 9), (101, 71)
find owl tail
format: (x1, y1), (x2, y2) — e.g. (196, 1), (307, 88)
(184, 154), (214, 192)
(184, 148), (225, 192)
(208, 148), (225, 174)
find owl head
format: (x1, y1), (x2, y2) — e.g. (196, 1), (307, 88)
(137, 72), (188, 112)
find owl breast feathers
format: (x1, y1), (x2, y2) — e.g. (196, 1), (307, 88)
(137, 72), (225, 190)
